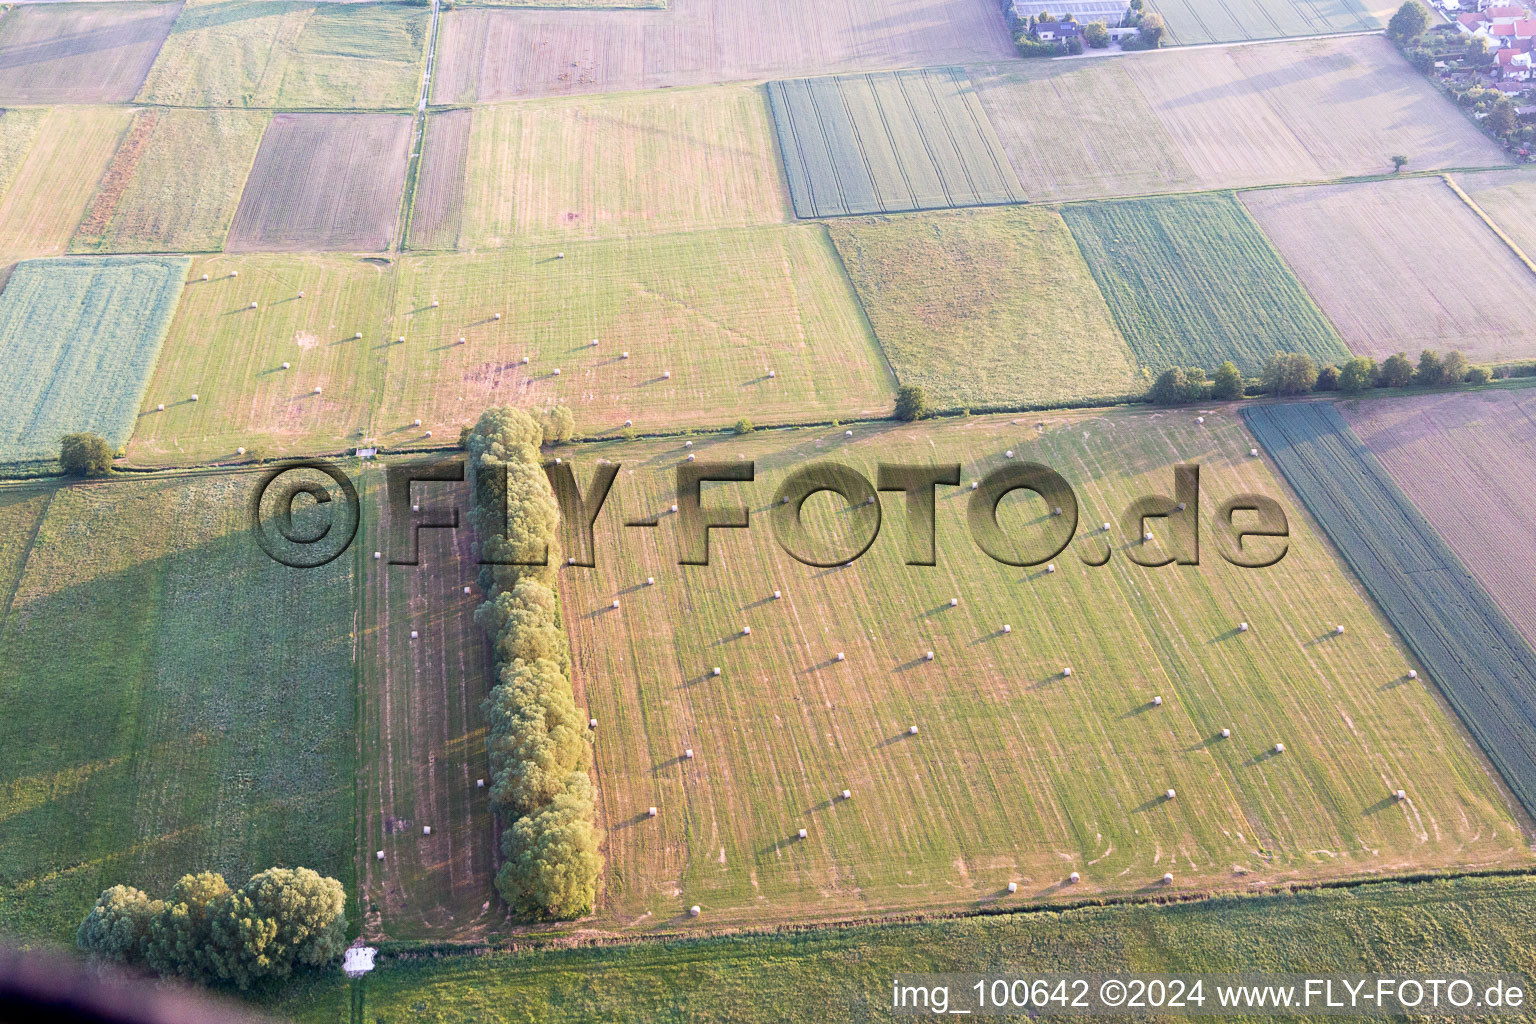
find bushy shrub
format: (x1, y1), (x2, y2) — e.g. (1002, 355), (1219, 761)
(1211, 361), (1243, 401)
(894, 384), (929, 421)
(60, 432), (113, 476)
(1262, 353), (1318, 396)
(1339, 356), (1378, 394)
(1379, 352), (1415, 388)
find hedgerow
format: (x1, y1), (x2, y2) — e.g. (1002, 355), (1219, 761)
(467, 407), (599, 920)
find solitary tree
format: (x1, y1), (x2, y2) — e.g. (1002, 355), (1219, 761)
(1084, 19), (1111, 46)
(1138, 10), (1165, 44)
(1487, 103), (1517, 137)
(1441, 350), (1470, 385)
(540, 405), (576, 445)
(894, 384), (929, 421)
(59, 432), (113, 477)
(1387, 0), (1429, 40)
(1261, 352), (1318, 396)
(1391, 154), (1409, 173)
(1211, 361), (1243, 401)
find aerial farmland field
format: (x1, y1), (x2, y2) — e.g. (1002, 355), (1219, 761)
(449, 84), (789, 249)
(137, 0), (428, 109)
(827, 206), (1142, 410)
(767, 68), (1023, 218)
(1248, 401), (1536, 820)
(406, 110), (473, 252)
(1149, 0), (1388, 46)
(71, 109), (269, 254)
(550, 409), (1528, 929)
(355, 467), (503, 941)
(1242, 178), (1536, 363)
(974, 37), (1506, 201)
(1458, 168), (1536, 261)
(0, 472), (356, 945)
(0, 256), (187, 468)
(1341, 389), (1536, 649)
(227, 113), (413, 253)
(1061, 193), (1349, 374)
(0, 1), (179, 104)
(970, 60), (1201, 203)
(125, 230), (893, 464)
(430, 0), (1015, 103)
(0, 107), (133, 259)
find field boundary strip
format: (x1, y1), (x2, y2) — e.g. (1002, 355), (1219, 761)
(1443, 174), (1536, 279)
(0, 486), (52, 636)
(1246, 401), (1536, 819)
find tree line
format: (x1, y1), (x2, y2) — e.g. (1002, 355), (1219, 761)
(1148, 349), (1491, 405)
(76, 868), (347, 988)
(467, 407), (600, 920)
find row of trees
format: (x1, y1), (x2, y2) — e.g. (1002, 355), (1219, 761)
(76, 868), (347, 988)
(467, 407), (600, 920)
(1150, 349), (1490, 404)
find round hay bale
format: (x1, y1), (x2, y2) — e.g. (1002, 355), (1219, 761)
(625, 419), (633, 427)
(464, 586), (471, 594)
(1005, 449), (1014, 458)
(1046, 563), (1056, 574)
(377, 850), (384, 860)
(909, 725), (919, 735)
(1395, 789), (1406, 801)
(1220, 728), (1231, 739)
(231, 270), (238, 278)
(622, 351), (630, 359)
(1062, 666), (1072, 677)
(1002, 624), (1011, 633)
(589, 718), (597, 729)
(1250, 448), (1259, 457)
(282, 361), (290, 369)
(1407, 669), (1418, 680)
(797, 828), (807, 839)
(685, 749), (694, 759)
(1196, 416), (1204, 424)
(157, 403), (165, 411)
(1165, 788), (1176, 800)
(686, 453), (695, 462)
(1069, 871), (1080, 883)
(768, 370), (776, 378)
(649, 807), (658, 817)
(1101, 522), (1111, 532)
(1334, 624), (1345, 635)
(1238, 622), (1249, 632)
(521, 355), (529, 364)
(397, 336), (405, 343)
(646, 577), (656, 586)
(201, 273), (210, 281)
(493, 313), (502, 320)
(413, 418), (421, 427)
(313, 386), (323, 394)
(1053, 506), (1062, 516)
(841, 789), (851, 799)
(712, 667), (721, 677)
(250, 301), (258, 309)
(670, 504), (679, 513)
(1176, 502), (1187, 511)
(557, 252), (564, 259)
(410, 630), (418, 639)
(423, 826), (431, 836)
(1153, 695), (1163, 706)
(773, 589), (782, 599)
(374, 552), (381, 559)
(925, 650), (934, 661)
(1163, 872), (1174, 884)
(1273, 742), (1285, 754)
(424, 430), (432, 438)
(949, 597), (958, 607)
(845, 429), (853, 437)
(1144, 531), (1153, 541)
(354, 331), (363, 339)
(689, 905), (701, 917)
(970, 481), (978, 490)
(741, 625), (751, 635)
(591, 338), (598, 347)
(835, 652), (845, 661)
(476, 778), (484, 787)
(1007, 882), (1018, 893)
(553, 368), (561, 376)
(663, 370), (672, 379)
(237, 446), (246, 456)
(191, 393), (199, 401)
(611, 599), (620, 610)
(459, 337), (466, 345)
(684, 440), (693, 448)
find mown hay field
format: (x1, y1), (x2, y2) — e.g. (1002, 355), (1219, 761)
(1459, 168), (1536, 261)
(269, 876), (1536, 1022)
(767, 68), (1023, 218)
(126, 231), (894, 464)
(0, 107), (133, 259)
(138, 0), (428, 109)
(71, 109), (269, 254)
(1341, 389), (1536, 649)
(0, 1), (179, 104)
(406, 109), (472, 252)
(355, 466), (504, 941)
(827, 207), (1142, 411)
(227, 113), (412, 253)
(0, 472), (356, 946)
(124, 254), (397, 464)
(1241, 178), (1536, 363)
(973, 37), (1505, 202)
(1247, 401), (1536, 821)
(431, 0), (1014, 103)
(553, 410), (1526, 929)
(437, 84), (789, 250)
(1061, 193), (1349, 375)
(0, 256), (187, 468)
(1151, 0), (1385, 46)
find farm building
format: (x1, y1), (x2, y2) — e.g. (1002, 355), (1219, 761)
(1011, 0), (1128, 22)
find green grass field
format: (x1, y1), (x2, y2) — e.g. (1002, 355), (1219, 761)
(548, 409), (1527, 930)
(126, 230), (894, 464)
(71, 109), (269, 254)
(0, 472), (356, 946)
(0, 256), (187, 469)
(269, 851), (1536, 1020)
(1061, 194), (1350, 375)
(828, 207), (1142, 411)
(768, 68), (1023, 218)
(137, 1), (428, 109)
(452, 84), (789, 249)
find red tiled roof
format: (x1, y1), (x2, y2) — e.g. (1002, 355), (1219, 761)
(1485, 5), (1527, 18)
